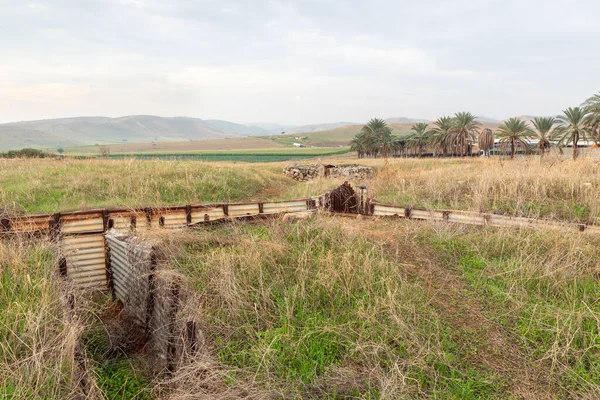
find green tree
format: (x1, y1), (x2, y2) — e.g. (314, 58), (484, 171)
(556, 107), (591, 160)
(431, 116), (454, 156)
(450, 112), (481, 156)
(496, 117), (534, 159)
(531, 117), (559, 159)
(407, 122), (435, 157)
(583, 92), (600, 144)
(351, 118), (395, 158)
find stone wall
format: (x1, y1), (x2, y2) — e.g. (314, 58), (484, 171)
(283, 164), (373, 181)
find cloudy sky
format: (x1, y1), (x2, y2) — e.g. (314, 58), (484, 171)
(1, 0), (599, 124)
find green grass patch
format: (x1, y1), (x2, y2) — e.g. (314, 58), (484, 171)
(173, 220), (503, 397)
(423, 226), (600, 396)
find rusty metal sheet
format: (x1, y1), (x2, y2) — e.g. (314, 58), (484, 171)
(108, 212), (136, 231)
(262, 200), (308, 214)
(161, 210), (188, 228)
(62, 233), (107, 288)
(9, 214), (52, 232)
(190, 206), (225, 223)
(372, 204), (406, 217)
(489, 214), (532, 228)
(411, 209), (445, 221)
(228, 203), (260, 217)
(61, 212), (104, 234)
(105, 233), (153, 325)
(447, 211), (486, 225)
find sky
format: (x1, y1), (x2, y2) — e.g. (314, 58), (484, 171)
(0, 0), (599, 125)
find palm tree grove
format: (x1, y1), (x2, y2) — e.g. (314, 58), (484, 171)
(352, 92), (600, 160)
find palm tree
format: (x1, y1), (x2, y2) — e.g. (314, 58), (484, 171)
(556, 107), (591, 160)
(477, 128), (494, 156)
(531, 117), (559, 159)
(496, 117), (534, 159)
(350, 132), (368, 159)
(431, 116), (454, 156)
(351, 118), (395, 158)
(583, 93), (600, 144)
(407, 122), (434, 157)
(450, 112), (481, 156)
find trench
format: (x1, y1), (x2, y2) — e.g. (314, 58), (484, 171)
(4, 181), (600, 397)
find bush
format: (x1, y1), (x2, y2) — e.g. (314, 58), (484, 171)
(0, 148), (53, 159)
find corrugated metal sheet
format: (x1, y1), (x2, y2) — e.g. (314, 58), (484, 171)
(228, 203), (260, 217)
(62, 213), (104, 234)
(411, 209), (445, 221)
(190, 206), (225, 223)
(10, 215), (52, 232)
(109, 212), (134, 231)
(62, 234), (107, 288)
(159, 210), (188, 228)
(262, 200), (308, 214)
(447, 211), (486, 225)
(372, 204), (406, 217)
(105, 233), (153, 327)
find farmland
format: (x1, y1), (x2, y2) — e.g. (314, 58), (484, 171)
(2, 155), (600, 399)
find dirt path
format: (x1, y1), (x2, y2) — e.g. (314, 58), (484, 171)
(346, 220), (557, 399)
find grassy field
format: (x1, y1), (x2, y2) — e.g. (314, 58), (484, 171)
(162, 217), (600, 398)
(0, 158), (294, 213)
(0, 238), (79, 398)
(104, 147), (350, 162)
(49, 137), (286, 154)
(2, 155), (600, 398)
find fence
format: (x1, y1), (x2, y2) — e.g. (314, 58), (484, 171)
(369, 201), (600, 233)
(1, 198), (316, 289)
(2, 183), (600, 291)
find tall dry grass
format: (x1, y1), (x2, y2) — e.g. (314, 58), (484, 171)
(0, 236), (97, 398)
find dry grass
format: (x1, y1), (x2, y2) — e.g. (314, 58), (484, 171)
(369, 156), (600, 223)
(0, 236), (91, 398)
(282, 155), (600, 224)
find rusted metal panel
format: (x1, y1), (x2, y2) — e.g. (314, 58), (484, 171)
(105, 233), (153, 327)
(326, 182), (359, 213)
(9, 214), (52, 232)
(489, 214), (531, 228)
(108, 212), (135, 231)
(62, 234), (107, 288)
(372, 204), (406, 217)
(411, 209), (445, 221)
(446, 211), (486, 225)
(228, 203), (260, 217)
(61, 212), (104, 234)
(159, 210), (188, 228)
(262, 200), (308, 214)
(190, 206), (226, 223)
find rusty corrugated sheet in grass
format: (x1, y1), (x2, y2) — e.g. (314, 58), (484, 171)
(261, 199), (310, 214)
(62, 234), (107, 288)
(105, 232), (154, 327)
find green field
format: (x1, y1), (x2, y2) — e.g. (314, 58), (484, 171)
(104, 147), (350, 162)
(3, 156), (600, 398)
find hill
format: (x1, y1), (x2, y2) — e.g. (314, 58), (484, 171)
(250, 121), (356, 135)
(0, 115), (270, 151)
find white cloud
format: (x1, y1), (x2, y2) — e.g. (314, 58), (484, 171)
(0, 0), (599, 123)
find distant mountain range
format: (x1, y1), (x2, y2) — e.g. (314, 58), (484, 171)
(0, 114), (522, 151)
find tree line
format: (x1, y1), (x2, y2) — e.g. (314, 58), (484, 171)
(351, 92), (600, 160)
